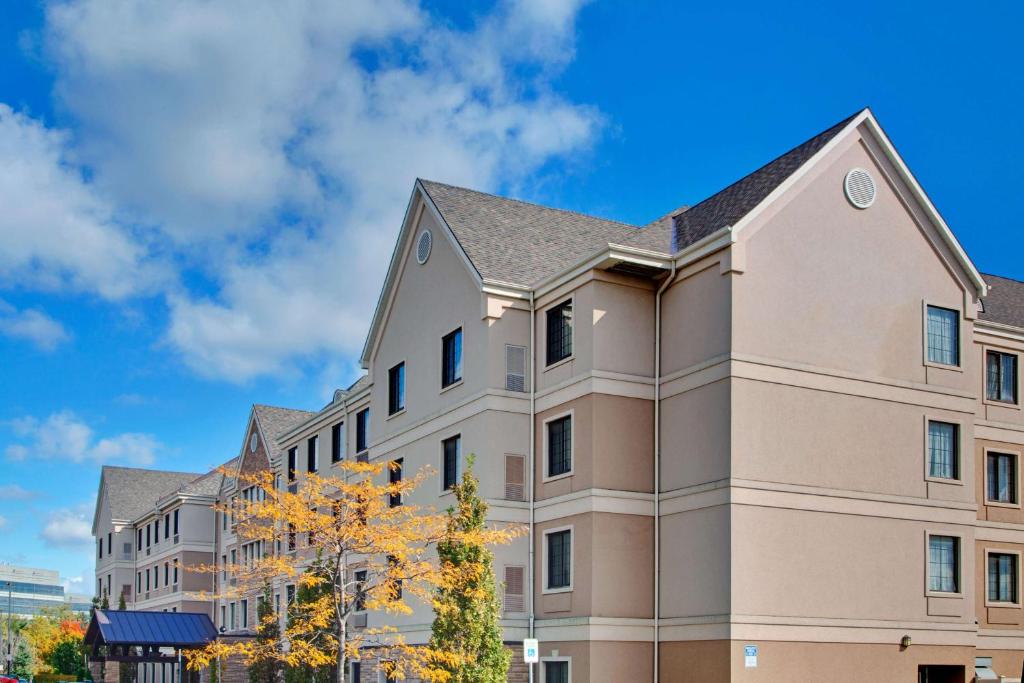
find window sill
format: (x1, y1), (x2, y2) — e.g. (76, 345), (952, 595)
(542, 471), (574, 484)
(440, 379), (464, 395)
(542, 586), (573, 595)
(924, 475), (964, 486)
(923, 360), (963, 374)
(386, 408), (406, 421)
(985, 499), (1022, 510)
(543, 355), (575, 373)
(985, 599), (1022, 608)
(983, 397), (1021, 410)
(925, 590), (963, 599)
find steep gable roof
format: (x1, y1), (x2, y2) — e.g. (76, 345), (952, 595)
(419, 180), (670, 287)
(672, 112), (859, 250)
(252, 404), (314, 460)
(981, 273), (1024, 330)
(99, 466), (201, 523)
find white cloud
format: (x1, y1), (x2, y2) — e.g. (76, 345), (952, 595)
(0, 515), (7, 530)
(40, 508), (93, 548)
(0, 484), (38, 500)
(0, 105), (165, 300)
(33, 0), (601, 381)
(0, 299), (71, 350)
(5, 411), (160, 465)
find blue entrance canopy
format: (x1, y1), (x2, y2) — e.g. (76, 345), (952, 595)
(85, 609), (217, 655)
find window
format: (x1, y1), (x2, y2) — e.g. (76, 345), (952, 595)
(387, 555), (402, 600)
(928, 535), (959, 593)
(987, 351), (1018, 404)
(286, 584), (295, 607)
(107, 532), (112, 554)
(164, 514), (170, 539)
(989, 553), (1019, 603)
(350, 663), (361, 683)
(138, 529), (143, 550)
(98, 539), (102, 559)
(173, 560), (178, 585)
(442, 328), (463, 388)
(927, 421), (958, 480)
(145, 569), (150, 591)
(987, 452), (1018, 504)
(389, 458), (403, 508)
(287, 447), (297, 482)
(389, 362), (406, 415)
(546, 529), (571, 590)
(331, 422), (344, 463)
(153, 565), (158, 589)
(230, 602), (236, 630)
(241, 599), (248, 629)
(356, 409), (370, 453)
(136, 572), (141, 593)
(173, 509), (179, 536)
(287, 524), (296, 552)
(926, 305), (959, 366)
(307, 435), (319, 473)
(547, 415), (572, 478)
(154, 519), (159, 543)
(546, 300), (573, 365)
(220, 605), (226, 627)
(442, 435), (460, 491)
(544, 660), (569, 683)
(146, 525), (151, 548)
(164, 563), (169, 585)
(353, 570), (367, 612)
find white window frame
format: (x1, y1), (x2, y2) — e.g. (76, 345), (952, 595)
(542, 409), (575, 483)
(542, 525), (574, 595)
(985, 547), (1023, 608)
(921, 300), (963, 371)
(922, 415), (963, 485)
(541, 656), (572, 683)
(924, 530), (963, 598)
(543, 295), (576, 371)
(983, 344), (1022, 409)
(984, 447), (1022, 509)
(386, 359), (408, 419)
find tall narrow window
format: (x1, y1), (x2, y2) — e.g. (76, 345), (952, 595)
(989, 553), (1018, 603)
(307, 435), (319, 473)
(138, 529), (143, 550)
(387, 555), (402, 599)
(547, 415), (573, 478)
(107, 532), (112, 554)
(389, 362), (406, 415)
(146, 524), (151, 548)
(389, 458), (403, 508)
(164, 514), (169, 539)
(987, 452), (1018, 504)
(173, 509), (179, 536)
(331, 422), (344, 463)
(98, 539), (102, 559)
(926, 305), (959, 366)
(241, 599), (248, 629)
(544, 661), (569, 683)
(928, 535), (959, 593)
(287, 447), (297, 482)
(356, 409), (370, 453)
(927, 420), (958, 480)
(154, 519), (159, 543)
(442, 328), (463, 388)
(442, 435), (460, 491)
(546, 529), (571, 590)
(546, 300), (573, 366)
(987, 351), (1019, 404)
(353, 570), (367, 612)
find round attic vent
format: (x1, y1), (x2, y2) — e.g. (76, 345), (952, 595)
(249, 433), (258, 452)
(844, 168), (876, 209)
(416, 229), (432, 264)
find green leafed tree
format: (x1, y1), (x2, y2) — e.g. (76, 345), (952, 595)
(249, 584), (282, 683)
(117, 592), (127, 611)
(428, 457), (511, 683)
(283, 561), (335, 683)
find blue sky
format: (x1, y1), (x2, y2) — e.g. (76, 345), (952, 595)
(1, 0), (1022, 595)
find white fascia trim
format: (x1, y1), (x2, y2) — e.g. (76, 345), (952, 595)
(280, 385), (373, 445)
(975, 319), (1024, 343)
(531, 244), (674, 299)
(727, 108), (985, 298)
(669, 226), (733, 264)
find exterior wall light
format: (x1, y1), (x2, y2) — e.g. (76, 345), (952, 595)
(900, 635), (912, 649)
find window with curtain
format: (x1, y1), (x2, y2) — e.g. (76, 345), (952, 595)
(926, 305), (959, 366)
(442, 328), (463, 388)
(987, 351), (1018, 403)
(989, 553), (1018, 603)
(388, 362), (406, 415)
(546, 300), (573, 365)
(928, 535), (959, 593)
(987, 452), (1017, 503)
(928, 421), (958, 480)
(544, 661), (569, 683)
(547, 415), (572, 477)
(442, 435), (460, 490)
(547, 529), (571, 590)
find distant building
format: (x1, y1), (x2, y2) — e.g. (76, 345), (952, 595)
(0, 565), (89, 617)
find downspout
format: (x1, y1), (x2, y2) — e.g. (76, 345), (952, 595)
(528, 289), (537, 679)
(653, 263), (675, 683)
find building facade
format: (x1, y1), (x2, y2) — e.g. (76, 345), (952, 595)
(96, 108), (1024, 682)
(0, 565), (90, 617)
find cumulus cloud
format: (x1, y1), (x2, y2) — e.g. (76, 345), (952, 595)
(31, 0), (601, 381)
(0, 299), (71, 350)
(0, 105), (165, 300)
(40, 507), (93, 548)
(0, 483), (39, 500)
(5, 411), (160, 464)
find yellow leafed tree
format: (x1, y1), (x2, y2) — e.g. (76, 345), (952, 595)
(185, 460), (520, 683)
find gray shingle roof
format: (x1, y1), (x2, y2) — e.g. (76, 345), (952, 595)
(100, 466), (202, 522)
(419, 180), (670, 287)
(253, 404), (315, 459)
(981, 273), (1024, 329)
(673, 111), (860, 250)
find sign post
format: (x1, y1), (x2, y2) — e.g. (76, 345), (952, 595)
(524, 638), (539, 683)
